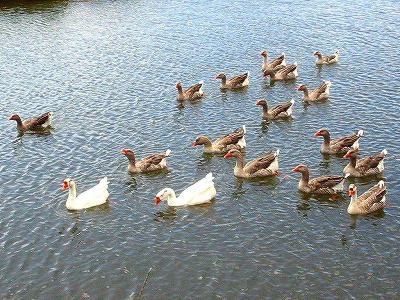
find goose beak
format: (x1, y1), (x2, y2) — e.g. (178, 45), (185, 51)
(292, 167), (299, 172)
(223, 152), (231, 158)
(120, 148), (127, 154)
(61, 180), (68, 190)
(314, 131), (321, 136)
(348, 189), (354, 196)
(154, 196), (161, 205)
(193, 142), (198, 147)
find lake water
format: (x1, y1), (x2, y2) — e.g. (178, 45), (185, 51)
(0, 0), (399, 299)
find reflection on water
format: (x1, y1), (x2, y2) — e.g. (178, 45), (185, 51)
(0, 0), (69, 13)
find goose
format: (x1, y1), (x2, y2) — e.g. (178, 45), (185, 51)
(255, 99), (294, 120)
(296, 81), (331, 101)
(155, 173), (216, 206)
(224, 149), (279, 178)
(121, 148), (171, 173)
(314, 128), (364, 154)
(215, 71), (249, 89)
(260, 51), (286, 71)
(8, 112), (53, 131)
(62, 177), (109, 210)
(175, 81), (204, 101)
(193, 125), (246, 154)
(314, 51), (339, 65)
(262, 62), (298, 81)
(347, 181), (387, 215)
(343, 148), (387, 177)
(292, 164), (349, 194)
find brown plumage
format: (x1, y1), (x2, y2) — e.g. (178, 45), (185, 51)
(215, 72), (249, 90)
(193, 126), (246, 154)
(293, 164), (349, 194)
(314, 51), (339, 65)
(121, 148), (171, 173)
(296, 81), (331, 101)
(343, 148), (387, 177)
(255, 99), (294, 120)
(347, 181), (387, 214)
(8, 112), (53, 131)
(260, 51), (286, 71)
(262, 62), (298, 81)
(175, 81), (204, 101)
(314, 128), (364, 154)
(224, 149), (279, 178)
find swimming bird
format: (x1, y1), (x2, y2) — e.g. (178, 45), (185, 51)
(8, 112), (53, 131)
(215, 71), (249, 89)
(296, 81), (331, 102)
(175, 81), (204, 101)
(260, 51), (286, 71)
(262, 62), (298, 81)
(347, 181), (387, 214)
(193, 125), (246, 154)
(224, 149), (279, 178)
(314, 51), (339, 65)
(62, 177), (109, 210)
(121, 148), (171, 173)
(292, 164), (349, 194)
(255, 99), (294, 120)
(155, 173), (216, 206)
(314, 128), (364, 154)
(343, 148), (387, 177)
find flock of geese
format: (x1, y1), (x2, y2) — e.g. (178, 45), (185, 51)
(8, 50), (387, 215)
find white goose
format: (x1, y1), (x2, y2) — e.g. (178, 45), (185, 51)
(62, 177), (109, 210)
(155, 173), (216, 207)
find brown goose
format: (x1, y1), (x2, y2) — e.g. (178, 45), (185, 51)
(215, 71), (249, 89)
(8, 112), (53, 131)
(348, 181), (387, 215)
(296, 81), (331, 101)
(292, 164), (349, 194)
(175, 81), (204, 101)
(262, 62), (298, 81)
(121, 148), (171, 173)
(224, 149), (279, 178)
(260, 51), (286, 71)
(193, 125), (246, 154)
(314, 51), (339, 65)
(343, 148), (387, 177)
(255, 99), (294, 120)
(314, 128), (364, 154)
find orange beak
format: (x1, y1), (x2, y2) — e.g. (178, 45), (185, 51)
(61, 180), (68, 190)
(313, 52), (318, 56)
(154, 196), (161, 205)
(296, 86), (302, 91)
(343, 152), (351, 158)
(314, 131), (321, 136)
(348, 189), (355, 196)
(121, 148), (127, 154)
(223, 152), (231, 158)
(193, 142), (198, 147)
(255, 101), (261, 106)
(292, 167), (299, 172)
(262, 72), (267, 77)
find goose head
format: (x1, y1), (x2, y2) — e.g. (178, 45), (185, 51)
(348, 184), (357, 196)
(314, 128), (330, 137)
(224, 149), (242, 159)
(260, 50), (267, 57)
(155, 188), (172, 205)
(296, 84), (307, 92)
(61, 178), (75, 190)
(215, 73), (226, 80)
(193, 135), (210, 147)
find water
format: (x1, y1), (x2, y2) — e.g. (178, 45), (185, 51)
(0, 0), (399, 299)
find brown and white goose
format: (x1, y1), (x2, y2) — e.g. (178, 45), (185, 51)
(8, 112), (53, 131)
(314, 51), (339, 65)
(121, 148), (171, 173)
(296, 81), (331, 101)
(260, 51), (286, 71)
(347, 181), (387, 215)
(224, 149), (279, 178)
(292, 164), (349, 194)
(255, 99), (294, 120)
(262, 62), (298, 81)
(215, 72), (249, 90)
(175, 81), (204, 101)
(193, 125), (246, 154)
(343, 148), (387, 177)
(314, 128), (364, 154)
